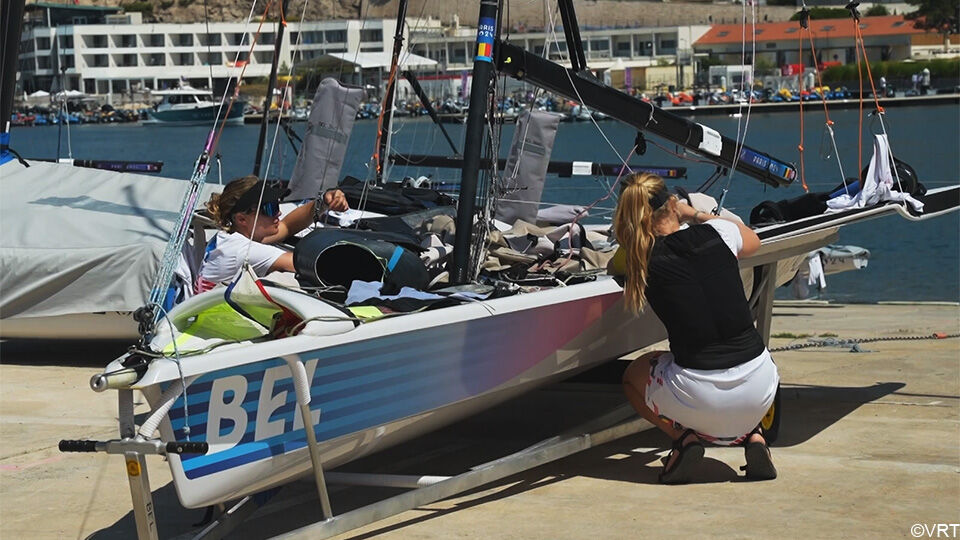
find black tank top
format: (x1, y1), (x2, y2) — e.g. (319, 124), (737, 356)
(645, 223), (765, 370)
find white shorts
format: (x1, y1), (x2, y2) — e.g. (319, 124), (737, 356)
(644, 349), (779, 446)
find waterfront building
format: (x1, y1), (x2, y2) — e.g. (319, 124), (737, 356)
(694, 15), (957, 70)
(18, 3), (408, 100)
(17, 3), (709, 100)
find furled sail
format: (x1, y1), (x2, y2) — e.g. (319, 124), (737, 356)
(495, 110), (563, 225)
(287, 78), (365, 200)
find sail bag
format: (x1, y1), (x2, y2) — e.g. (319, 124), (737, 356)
(293, 228), (430, 294)
(287, 78), (365, 201)
(494, 110), (562, 225)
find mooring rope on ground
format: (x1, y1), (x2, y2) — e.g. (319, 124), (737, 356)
(770, 332), (959, 353)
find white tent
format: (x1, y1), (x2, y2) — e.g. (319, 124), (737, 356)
(28, 89), (50, 98)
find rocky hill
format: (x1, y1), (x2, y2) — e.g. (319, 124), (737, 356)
(52, 0), (801, 27)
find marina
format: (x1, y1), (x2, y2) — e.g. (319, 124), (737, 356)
(2, 0), (959, 537)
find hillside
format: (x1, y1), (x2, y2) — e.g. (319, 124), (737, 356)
(48, 0), (802, 27)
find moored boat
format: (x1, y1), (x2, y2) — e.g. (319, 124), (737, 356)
(144, 85), (244, 126)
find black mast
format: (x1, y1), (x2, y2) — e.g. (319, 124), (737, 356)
(451, 0), (500, 285)
(252, 0), (291, 178)
(373, 0), (410, 185)
(1, 0), (27, 157)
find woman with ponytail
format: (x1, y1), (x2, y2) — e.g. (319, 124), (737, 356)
(612, 172), (778, 484)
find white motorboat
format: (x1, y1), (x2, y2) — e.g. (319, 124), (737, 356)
(144, 85), (244, 126)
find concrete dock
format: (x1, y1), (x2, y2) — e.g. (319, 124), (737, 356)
(1, 303), (958, 539)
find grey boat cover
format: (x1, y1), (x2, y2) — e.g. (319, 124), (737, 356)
(0, 160), (219, 319)
(495, 110), (562, 225)
(287, 78), (365, 201)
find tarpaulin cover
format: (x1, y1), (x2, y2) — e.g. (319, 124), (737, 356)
(0, 159), (219, 319)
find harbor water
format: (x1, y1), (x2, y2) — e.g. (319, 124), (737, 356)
(9, 103), (959, 303)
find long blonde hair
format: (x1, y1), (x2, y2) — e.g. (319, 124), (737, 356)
(612, 172), (672, 314)
(206, 175), (259, 230)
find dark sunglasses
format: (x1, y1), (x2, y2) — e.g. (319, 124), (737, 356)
(260, 200), (280, 218)
(234, 200), (280, 218)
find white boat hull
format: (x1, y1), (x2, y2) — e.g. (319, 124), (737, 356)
(124, 278), (663, 508)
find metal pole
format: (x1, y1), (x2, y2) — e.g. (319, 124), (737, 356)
(374, 0), (409, 185)
(451, 0), (500, 285)
(1, 0), (27, 137)
(252, 0), (291, 178)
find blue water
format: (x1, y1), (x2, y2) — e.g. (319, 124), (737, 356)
(10, 103), (959, 303)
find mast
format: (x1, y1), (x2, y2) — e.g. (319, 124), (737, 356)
(373, 0), (409, 185)
(451, 0), (500, 284)
(252, 0), (291, 178)
(1, 0), (27, 165)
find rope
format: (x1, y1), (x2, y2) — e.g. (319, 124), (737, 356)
(770, 332), (959, 353)
(796, 24), (809, 192)
(804, 20), (848, 191)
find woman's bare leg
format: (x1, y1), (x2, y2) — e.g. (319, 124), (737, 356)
(622, 351), (685, 441)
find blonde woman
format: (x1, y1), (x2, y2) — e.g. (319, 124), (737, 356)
(613, 172), (778, 484)
(196, 176), (348, 293)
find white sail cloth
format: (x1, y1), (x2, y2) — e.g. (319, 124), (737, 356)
(826, 134), (924, 213)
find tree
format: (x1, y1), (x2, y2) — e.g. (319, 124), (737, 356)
(905, 0), (959, 51)
(866, 5), (890, 16)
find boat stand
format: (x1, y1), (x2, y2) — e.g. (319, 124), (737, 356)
(193, 400), (649, 540)
(58, 388), (209, 540)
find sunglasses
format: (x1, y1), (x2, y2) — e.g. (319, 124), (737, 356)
(260, 200), (280, 218)
(235, 200), (280, 218)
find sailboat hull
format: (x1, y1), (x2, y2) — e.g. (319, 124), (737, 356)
(121, 278), (662, 508)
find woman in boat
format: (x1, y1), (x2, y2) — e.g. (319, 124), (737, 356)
(195, 175), (348, 293)
(612, 172), (778, 484)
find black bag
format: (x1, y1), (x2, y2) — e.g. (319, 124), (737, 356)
(750, 192), (828, 225)
(339, 176), (455, 215)
(294, 228), (429, 294)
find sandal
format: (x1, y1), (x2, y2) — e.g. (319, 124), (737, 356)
(659, 429), (704, 485)
(740, 426), (777, 480)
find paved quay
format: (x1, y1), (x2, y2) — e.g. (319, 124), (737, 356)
(1, 302), (958, 539)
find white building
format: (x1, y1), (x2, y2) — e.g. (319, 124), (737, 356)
(17, 2), (708, 100)
(18, 3), (399, 99)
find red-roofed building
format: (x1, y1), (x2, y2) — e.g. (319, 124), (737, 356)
(694, 15), (930, 68)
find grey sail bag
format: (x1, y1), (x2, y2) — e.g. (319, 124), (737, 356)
(287, 78), (365, 200)
(494, 110), (562, 225)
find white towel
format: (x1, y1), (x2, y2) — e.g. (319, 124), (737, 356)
(826, 134), (924, 213)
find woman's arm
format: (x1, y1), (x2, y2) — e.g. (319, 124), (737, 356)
(262, 201), (317, 244)
(268, 251), (295, 273)
(682, 202), (761, 258)
(262, 190), (350, 244)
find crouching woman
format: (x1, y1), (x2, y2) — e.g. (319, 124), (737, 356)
(612, 172), (779, 484)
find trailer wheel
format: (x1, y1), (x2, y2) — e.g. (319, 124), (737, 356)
(760, 383), (781, 444)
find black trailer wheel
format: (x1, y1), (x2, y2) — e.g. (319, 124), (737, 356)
(760, 383), (781, 443)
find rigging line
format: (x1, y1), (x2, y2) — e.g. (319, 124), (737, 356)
(545, 4), (632, 174)
(264, 0), (310, 180)
(210, 0), (276, 166)
(851, 24), (905, 199)
(202, 0), (215, 89)
(804, 27), (847, 190)
(854, 18), (865, 182)
(796, 23), (809, 192)
(557, 145), (637, 268)
(212, 0), (268, 130)
(717, 0), (758, 213)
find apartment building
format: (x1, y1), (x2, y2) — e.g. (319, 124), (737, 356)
(18, 3), (397, 98)
(17, 2), (711, 99)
